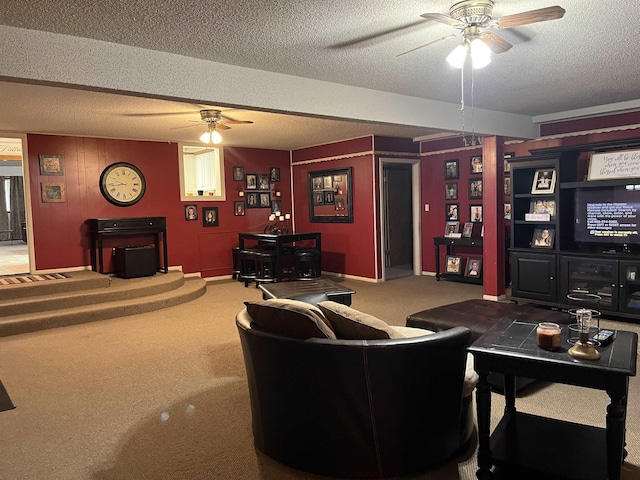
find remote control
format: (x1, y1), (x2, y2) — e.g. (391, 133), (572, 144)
(593, 329), (615, 346)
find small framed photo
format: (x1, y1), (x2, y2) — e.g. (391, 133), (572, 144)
(234, 201), (245, 216)
(324, 191), (335, 204)
(233, 166), (245, 181)
(39, 154), (64, 176)
(245, 174), (257, 190)
(531, 169), (556, 194)
(333, 175), (343, 182)
(185, 204), (198, 221)
(504, 177), (511, 195)
(41, 182), (66, 202)
(446, 203), (460, 221)
(445, 182), (458, 200)
(504, 152), (514, 173)
(445, 255), (463, 274)
(444, 159), (459, 180)
(444, 221), (460, 236)
(202, 207), (219, 227)
(313, 191), (325, 206)
(504, 202), (511, 220)
(271, 199), (282, 214)
(470, 205), (483, 223)
(323, 176), (333, 189)
(469, 179), (483, 199)
(246, 192), (259, 208)
(259, 192), (271, 208)
(470, 155), (483, 174)
(462, 222), (474, 238)
(465, 258), (482, 278)
(532, 227), (555, 248)
(258, 174), (270, 190)
(269, 167), (280, 182)
(530, 199), (556, 219)
(312, 177), (323, 190)
(335, 198), (345, 211)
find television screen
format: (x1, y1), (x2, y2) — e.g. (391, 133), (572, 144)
(574, 185), (640, 245)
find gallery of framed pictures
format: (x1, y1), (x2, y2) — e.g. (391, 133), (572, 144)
(308, 167), (353, 223)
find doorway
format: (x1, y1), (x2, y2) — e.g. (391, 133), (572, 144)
(380, 159), (420, 280)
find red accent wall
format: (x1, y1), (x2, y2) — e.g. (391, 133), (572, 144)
(26, 135), (289, 277)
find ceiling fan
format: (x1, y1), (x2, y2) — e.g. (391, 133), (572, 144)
(191, 109), (254, 144)
(399, 0), (566, 68)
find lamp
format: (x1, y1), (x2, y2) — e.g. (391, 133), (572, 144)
(200, 125), (222, 144)
(446, 36), (491, 69)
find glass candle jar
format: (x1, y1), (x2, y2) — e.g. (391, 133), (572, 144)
(537, 322), (561, 351)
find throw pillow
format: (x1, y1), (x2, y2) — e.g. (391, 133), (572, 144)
(244, 299), (336, 339)
(317, 301), (404, 340)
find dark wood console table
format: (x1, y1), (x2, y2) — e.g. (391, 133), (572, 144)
(469, 319), (637, 480)
(238, 232), (321, 282)
(90, 217), (168, 274)
(434, 236), (483, 284)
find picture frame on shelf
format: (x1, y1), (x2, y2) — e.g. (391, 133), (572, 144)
(532, 226), (555, 248)
(470, 155), (483, 174)
(445, 255), (463, 274)
(464, 257), (482, 278)
(444, 221), (460, 237)
(462, 222), (474, 238)
(245, 174), (258, 190)
(531, 169), (556, 194)
(504, 202), (511, 220)
(185, 205), (198, 221)
(233, 166), (245, 181)
(529, 199), (556, 219)
(445, 203), (460, 221)
(504, 176), (511, 195)
(470, 204), (483, 223)
(38, 154), (64, 176)
(468, 179), (483, 199)
(444, 159), (459, 180)
(445, 182), (458, 200)
(234, 201), (245, 216)
(504, 152), (514, 173)
(202, 207), (219, 227)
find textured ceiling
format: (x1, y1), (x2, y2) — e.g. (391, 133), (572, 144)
(1, 0), (639, 150)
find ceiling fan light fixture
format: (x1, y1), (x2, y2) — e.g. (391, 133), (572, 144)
(470, 37), (491, 68)
(446, 43), (469, 69)
(200, 126), (223, 144)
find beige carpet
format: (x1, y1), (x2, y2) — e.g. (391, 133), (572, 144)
(0, 276), (639, 479)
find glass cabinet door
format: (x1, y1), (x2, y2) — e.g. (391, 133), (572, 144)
(561, 257), (618, 311)
(619, 261), (640, 314)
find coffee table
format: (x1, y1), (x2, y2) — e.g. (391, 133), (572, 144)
(258, 278), (355, 306)
(469, 319), (637, 480)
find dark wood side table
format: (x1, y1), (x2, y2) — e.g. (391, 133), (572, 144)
(469, 319), (637, 480)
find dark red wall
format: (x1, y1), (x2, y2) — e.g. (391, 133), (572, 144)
(26, 135), (290, 277)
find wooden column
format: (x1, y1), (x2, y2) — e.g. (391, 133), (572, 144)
(482, 136), (505, 299)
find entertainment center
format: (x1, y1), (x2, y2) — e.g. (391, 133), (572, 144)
(509, 138), (640, 321)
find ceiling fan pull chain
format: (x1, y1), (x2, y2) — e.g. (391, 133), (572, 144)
(460, 62), (467, 142)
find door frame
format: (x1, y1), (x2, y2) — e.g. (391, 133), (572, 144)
(378, 157), (421, 280)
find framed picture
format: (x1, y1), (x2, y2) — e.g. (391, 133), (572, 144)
(504, 152), (514, 173)
(462, 222), (474, 238)
(234, 201), (245, 216)
(445, 203), (459, 221)
(39, 154), (64, 176)
(445, 255), (463, 274)
(259, 192), (271, 208)
(444, 221), (460, 236)
(531, 169), (556, 194)
(41, 182), (66, 202)
(469, 179), (483, 199)
(444, 159), (459, 180)
(185, 204), (198, 221)
(465, 258), (483, 278)
(470, 204), (483, 223)
(269, 167), (280, 182)
(445, 182), (458, 200)
(233, 166), (245, 181)
(504, 202), (511, 220)
(246, 192), (259, 208)
(504, 176), (511, 195)
(470, 155), (483, 174)
(245, 174), (257, 190)
(532, 226), (555, 248)
(530, 199), (556, 219)
(271, 199), (282, 214)
(258, 174), (270, 190)
(308, 167), (353, 223)
(202, 207), (219, 227)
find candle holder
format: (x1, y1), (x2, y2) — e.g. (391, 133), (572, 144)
(567, 308), (600, 360)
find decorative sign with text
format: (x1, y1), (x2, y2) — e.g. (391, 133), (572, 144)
(588, 149), (640, 180)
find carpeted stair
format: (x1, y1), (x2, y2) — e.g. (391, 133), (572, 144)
(0, 270), (207, 337)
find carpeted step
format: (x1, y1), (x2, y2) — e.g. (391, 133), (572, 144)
(0, 270), (111, 301)
(0, 271), (186, 317)
(0, 277), (207, 337)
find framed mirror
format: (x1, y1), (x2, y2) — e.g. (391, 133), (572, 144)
(308, 167), (353, 223)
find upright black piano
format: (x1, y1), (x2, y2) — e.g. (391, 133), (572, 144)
(90, 217), (168, 274)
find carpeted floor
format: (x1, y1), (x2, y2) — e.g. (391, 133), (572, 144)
(0, 275), (639, 479)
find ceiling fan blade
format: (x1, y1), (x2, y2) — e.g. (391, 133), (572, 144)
(493, 6), (566, 29)
(122, 111), (196, 118)
(479, 32), (513, 54)
(169, 123), (203, 131)
(222, 120), (254, 125)
(215, 124), (231, 130)
(420, 12), (466, 27)
(397, 32), (458, 57)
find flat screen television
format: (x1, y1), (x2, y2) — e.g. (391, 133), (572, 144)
(574, 185), (640, 247)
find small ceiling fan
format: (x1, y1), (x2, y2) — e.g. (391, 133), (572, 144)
(399, 0), (566, 67)
(190, 109), (254, 144)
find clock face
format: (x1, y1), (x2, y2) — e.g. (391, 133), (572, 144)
(99, 162), (146, 206)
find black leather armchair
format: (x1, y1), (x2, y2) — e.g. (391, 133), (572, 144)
(236, 308), (474, 478)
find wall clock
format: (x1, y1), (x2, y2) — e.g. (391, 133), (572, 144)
(99, 162), (146, 206)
